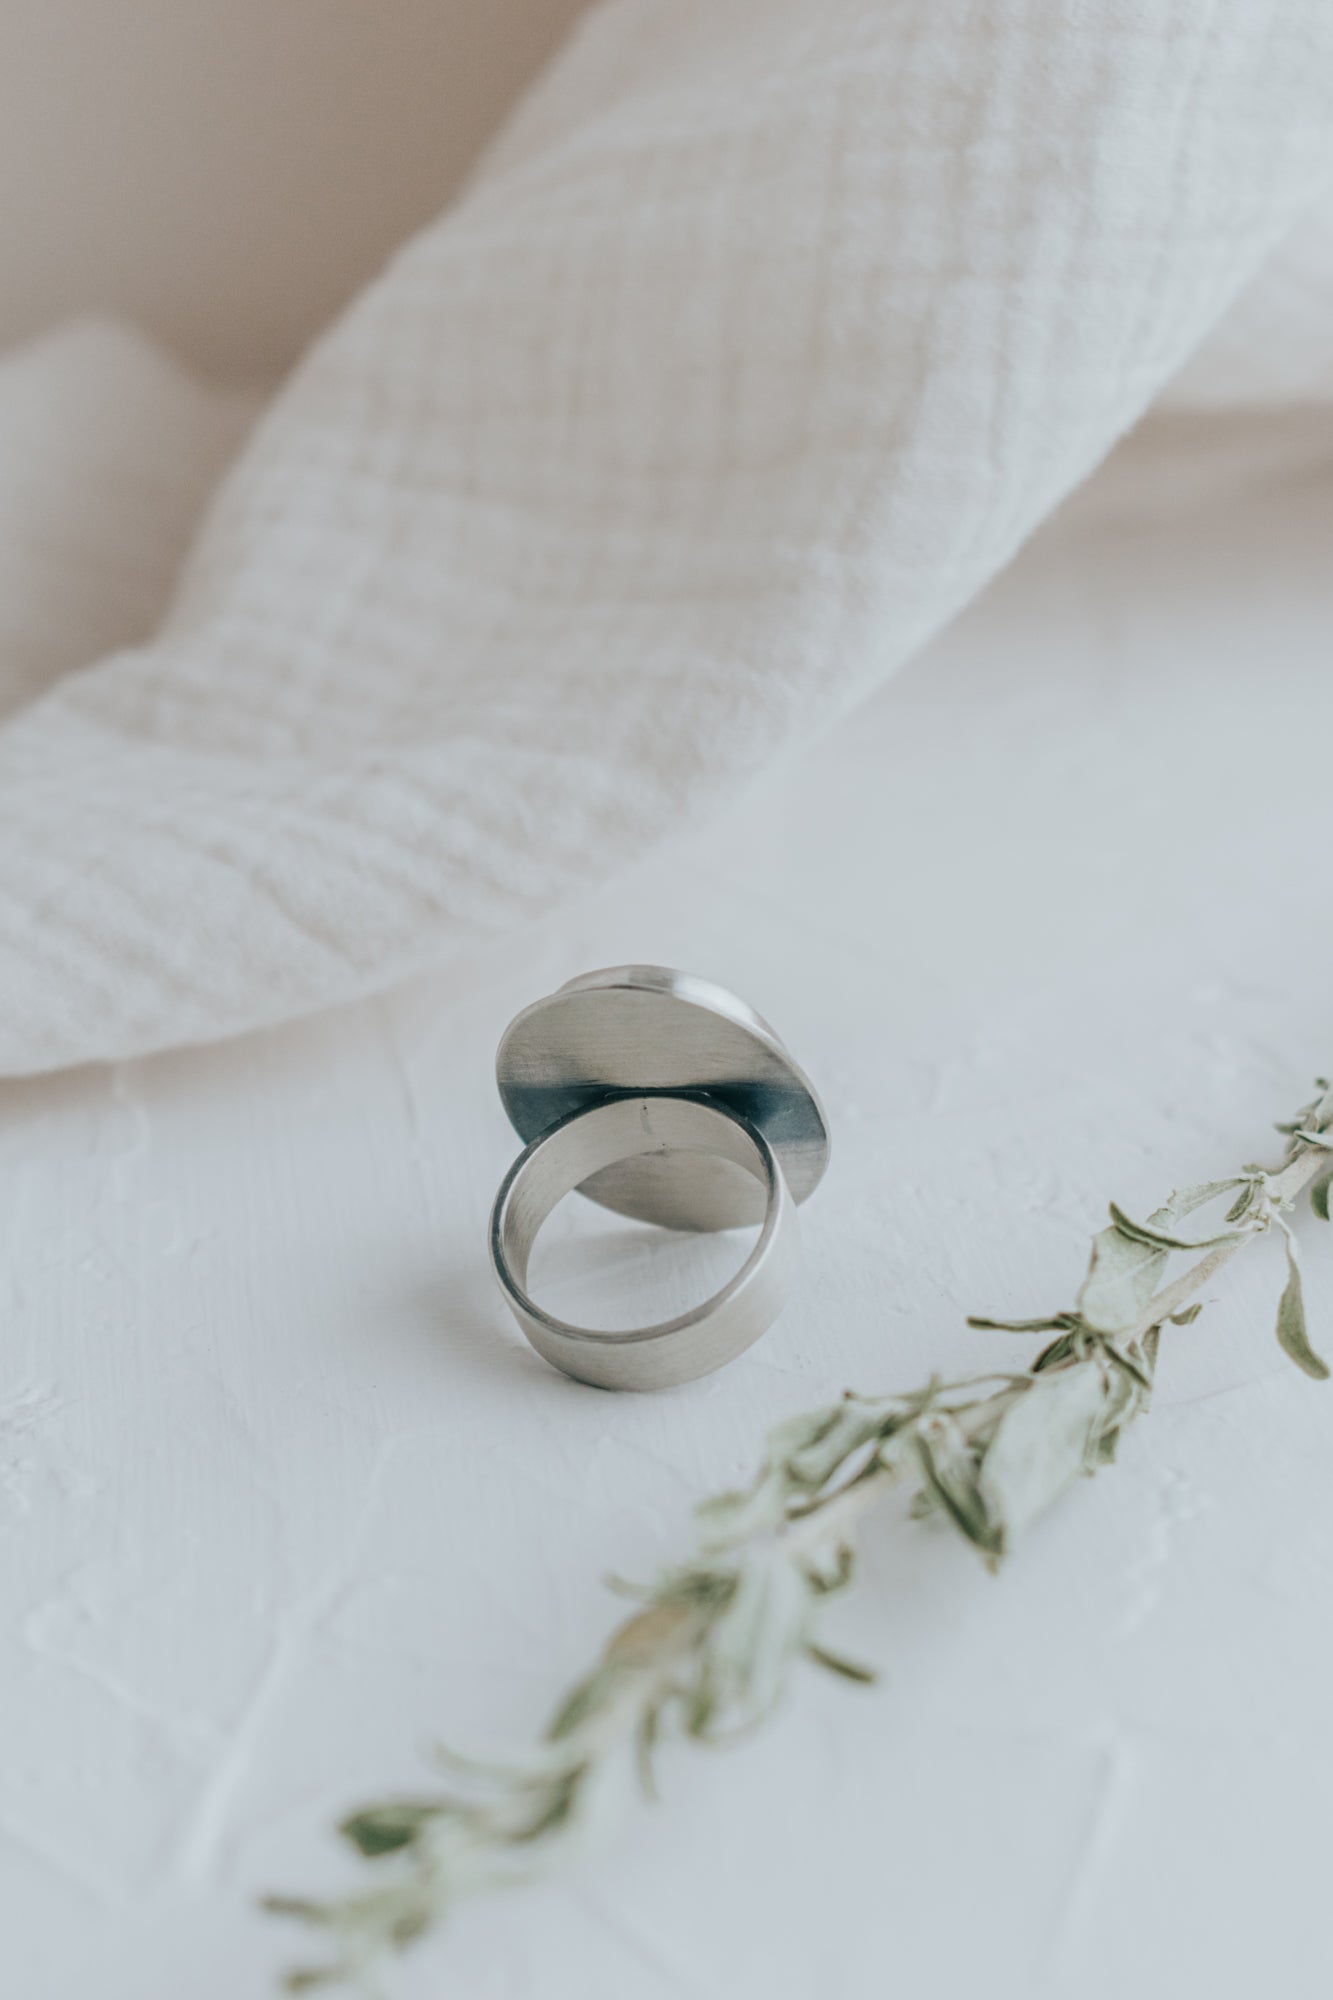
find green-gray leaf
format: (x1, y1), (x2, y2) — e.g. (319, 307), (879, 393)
(696, 1405), (845, 1545)
(966, 1314), (1076, 1334)
(545, 1666), (617, 1743)
(788, 1396), (905, 1490)
(1032, 1329), (1081, 1372)
(265, 1075), (1333, 1994)
(1275, 1230), (1330, 1381)
(696, 1553), (815, 1734)
(914, 1413), (1000, 1558)
(1076, 1224), (1167, 1335)
(1107, 1202), (1241, 1254)
(1150, 1179), (1249, 1227)
(805, 1641), (877, 1685)
(978, 1363), (1121, 1548)
(339, 1802), (442, 1858)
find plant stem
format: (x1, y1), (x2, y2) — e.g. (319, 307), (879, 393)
(1130, 1143), (1322, 1332)
(774, 1144), (1328, 1562)
(269, 1090), (1333, 1993)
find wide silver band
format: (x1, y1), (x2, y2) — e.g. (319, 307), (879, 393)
(488, 1092), (798, 1390)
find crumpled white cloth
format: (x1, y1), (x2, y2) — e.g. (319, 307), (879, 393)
(2, 0), (1332, 1077)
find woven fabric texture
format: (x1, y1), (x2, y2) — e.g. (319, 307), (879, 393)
(2, 0), (1332, 1074)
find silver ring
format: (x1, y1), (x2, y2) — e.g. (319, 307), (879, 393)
(490, 1093), (798, 1391)
(486, 966), (829, 1391)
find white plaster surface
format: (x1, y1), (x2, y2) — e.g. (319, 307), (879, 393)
(7, 424), (1333, 1998)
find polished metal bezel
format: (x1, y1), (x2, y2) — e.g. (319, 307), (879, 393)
(495, 964), (829, 1231)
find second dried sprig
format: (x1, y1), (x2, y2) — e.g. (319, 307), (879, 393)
(268, 1079), (1333, 1991)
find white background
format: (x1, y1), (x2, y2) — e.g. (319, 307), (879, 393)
(6, 419), (1333, 1997)
(4, 5), (1333, 1993)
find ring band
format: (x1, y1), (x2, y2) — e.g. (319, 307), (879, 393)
(487, 965), (828, 1391)
(489, 1092), (799, 1390)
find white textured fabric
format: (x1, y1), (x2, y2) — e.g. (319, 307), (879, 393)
(2, 0), (1332, 1077)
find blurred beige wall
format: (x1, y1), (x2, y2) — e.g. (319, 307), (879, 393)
(0, 0), (589, 382)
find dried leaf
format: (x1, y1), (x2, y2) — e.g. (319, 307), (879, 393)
(510, 1768), (586, 1845)
(264, 1897), (334, 1926)
(269, 1077), (1333, 1994)
(1076, 1224), (1167, 1335)
(966, 1314), (1076, 1333)
(1151, 1179), (1248, 1226)
(978, 1364), (1117, 1548)
(696, 1405), (844, 1544)
(802, 1537), (856, 1595)
(1032, 1329), (1081, 1372)
(603, 1600), (696, 1670)
(339, 1802), (442, 1859)
(1097, 1342), (1150, 1394)
(691, 1554), (815, 1737)
(1275, 1226), (1330, 1381)
(788, 1396), (907, 1489)
(914, 1413), (999, 1557)
(545, 1667), (617, 1743)
(1107, 1202), (1241, 1254)
(805, 1642), (877, 1685)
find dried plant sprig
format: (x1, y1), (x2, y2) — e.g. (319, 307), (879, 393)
(267, 1081), (1333, 1991)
